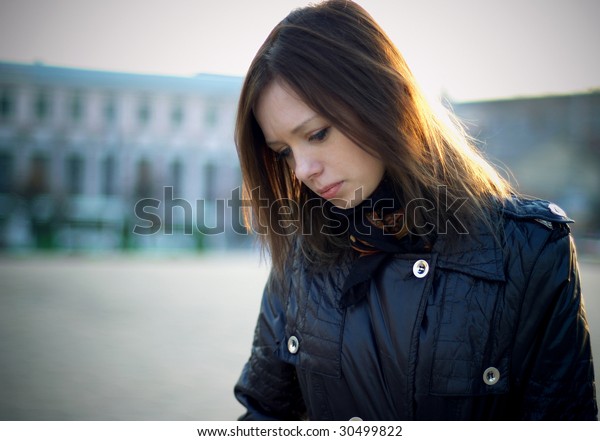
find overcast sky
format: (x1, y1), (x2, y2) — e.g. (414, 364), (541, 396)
(0, 0), (598, 101)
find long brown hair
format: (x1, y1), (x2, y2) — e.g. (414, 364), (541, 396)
(235, 0), (512, 274)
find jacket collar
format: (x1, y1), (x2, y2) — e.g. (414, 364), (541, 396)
(432, 215), (506, 282)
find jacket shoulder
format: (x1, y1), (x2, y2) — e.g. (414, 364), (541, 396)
(494, 197), (576, 288)
(499, 196), (573, 230)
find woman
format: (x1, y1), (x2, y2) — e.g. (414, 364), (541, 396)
(233, 0), (597, 420)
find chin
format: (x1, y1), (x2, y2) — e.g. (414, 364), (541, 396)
(329, 198), (355, 209)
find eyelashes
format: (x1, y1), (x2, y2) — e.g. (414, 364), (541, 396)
(308, 127), (329, 142)
(274, 127), (331, 161)
(275, 147), (291, 161)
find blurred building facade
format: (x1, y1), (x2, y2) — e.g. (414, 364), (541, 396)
(0, 61), (598, 253)
(451, 92), (600, 244)
(0, 62), (248, 252)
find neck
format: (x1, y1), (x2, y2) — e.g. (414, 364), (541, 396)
(328, 178), (400, 223)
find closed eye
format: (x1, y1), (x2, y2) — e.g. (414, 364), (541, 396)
(275, 146), (292, 161)
(308, 127), (330, 142)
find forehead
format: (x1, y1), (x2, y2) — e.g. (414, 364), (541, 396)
(255, 81), (316, 132)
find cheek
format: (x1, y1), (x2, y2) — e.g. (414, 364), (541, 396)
(373, 160), (386, 179)
(358, 155), (385, 180)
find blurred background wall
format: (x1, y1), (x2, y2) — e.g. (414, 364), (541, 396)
(0, 61), (250, 253)
(452, 92), (600, 250)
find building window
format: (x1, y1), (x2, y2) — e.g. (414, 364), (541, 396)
(24, 154), (50, 197)
(101, 155), (116, 196)
(134, 158), (154, 199)
(70, 91), (84, 123)
(171, 100), (184, 127)
(0, 152), (13, 193)
(104, 95), (117, 124)
(204, 103), (217, 128)
(138, 97), (151, 126)
(35, 90), (51, 121)
(203, 162), (216, 200)
(170, 159), (183, 196)
(66, 154), (85, 195)
(0, 87), (14, 120)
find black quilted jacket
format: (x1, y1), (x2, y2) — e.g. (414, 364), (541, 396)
(234, 198), (598, 420)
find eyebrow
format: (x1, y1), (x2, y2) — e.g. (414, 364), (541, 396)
(265, 115), (320, 147)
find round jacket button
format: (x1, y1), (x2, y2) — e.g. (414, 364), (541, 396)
(413, 259), (429, 278)
(287, 336), (299, 354)
(483, 367), (500, 385)
(548, 203), (566, 217)
(349, 416), (363, 421)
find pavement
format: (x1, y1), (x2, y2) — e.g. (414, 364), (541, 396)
(0, 252), (598, 420)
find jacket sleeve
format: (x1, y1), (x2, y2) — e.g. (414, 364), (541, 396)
(234, 270), (307, 420)
(512, 224), (597, 420)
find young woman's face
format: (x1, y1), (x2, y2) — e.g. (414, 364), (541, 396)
(255, 81), (385, 208)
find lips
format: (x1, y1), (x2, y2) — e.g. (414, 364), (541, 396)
(317, 181), (343, 199)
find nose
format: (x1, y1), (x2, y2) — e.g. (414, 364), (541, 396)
(293, 148), (322, 182)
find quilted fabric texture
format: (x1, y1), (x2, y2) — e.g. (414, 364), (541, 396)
(234, 197), (598, 420)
